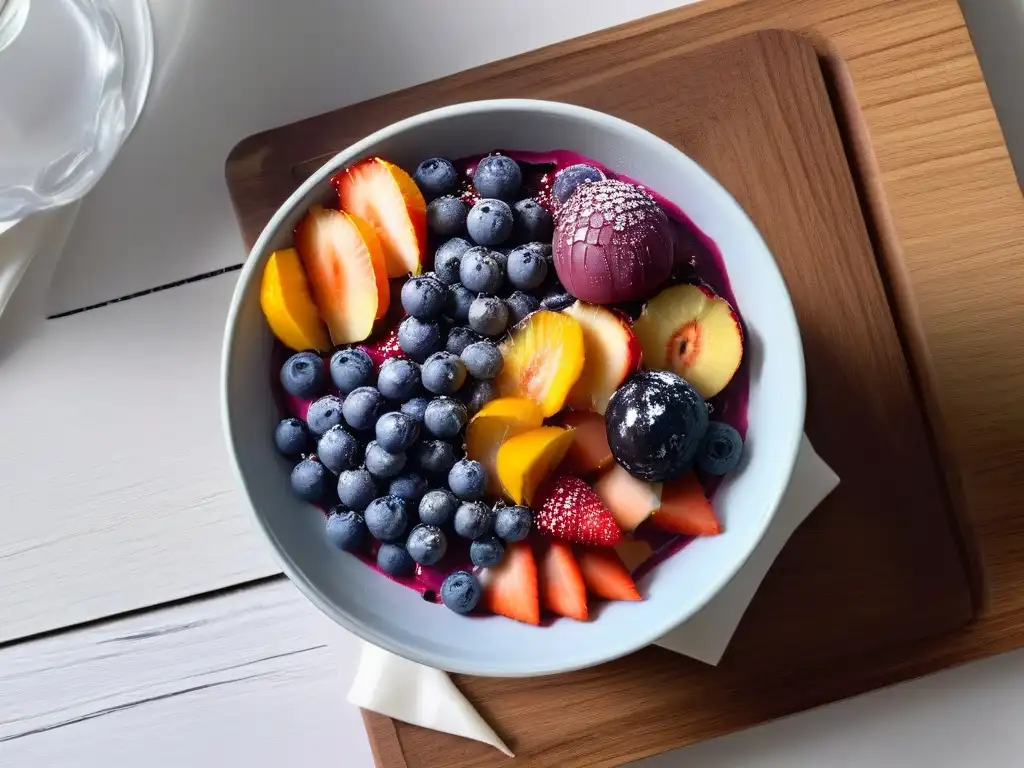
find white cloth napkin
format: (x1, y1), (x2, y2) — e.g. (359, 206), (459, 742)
(348, 435), (838, 757)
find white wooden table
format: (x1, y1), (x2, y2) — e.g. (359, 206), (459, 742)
(3, 0), (1024, 765)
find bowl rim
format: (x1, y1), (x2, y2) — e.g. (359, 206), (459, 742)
(222, 98), (806, 677)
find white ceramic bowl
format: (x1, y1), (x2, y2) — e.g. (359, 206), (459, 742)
(222, 99), (805, 677)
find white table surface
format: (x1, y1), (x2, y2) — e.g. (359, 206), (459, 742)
(2, 0), (1023, 765)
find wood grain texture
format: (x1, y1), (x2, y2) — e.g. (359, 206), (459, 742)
(224, 25), (981, 768)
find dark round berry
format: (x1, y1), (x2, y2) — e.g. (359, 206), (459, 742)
(376, 543), (415, 576)
(473, 155), (522, 201)
(317, 425), (361, 473)
(505, 290), (540, 324)
(448, 458), (486, 501)
(290, 458), (330, 503)
(419, 488), (458, 527)
(470, 536), (505, 567)
(512, 198), (554, 243)
(552, 163), (605, 205)
(388, 472), (428, 503)
(306, 395), (345, 436)
(465, 379), (496, 415)
(460, 340), (503, 380)
(329, 348), (373, 394)
(446, 325), (484, 355)
(440, 571), (481, 614)
(459, 247), (504, 294)
(274, 418), (311, 457)
(453, 501), (494, 539)
(377, 358), (422, 401)
(364, 495), (409, 542)
(400, 396), (430, 424)
(423, 396), (468, 439)
(337, 468), (378, 511)
(406, 524), (448, 566)
(413, 440), (457, 476)
(279, 351), (327, 400)
(374, 411), (421, 453)
(397, 317), (445, 363)
(696, 422), (744, 476)
(540, 291), (575, 311)
(400, 276), (448, 320)
(421, 351), (467, 395)
(325, 508), (366, 551)
(507, 244), (550, 291)
(413, 157), (458, 200)
(435, 238), (472, 285)
(341, 387), (383, 432)
(426, 196), (468, 237)
(494, 505), (532, 542)
(446, 283), (476, 323)
(467, 199), (514, 246)
(468, 296), (508, 337)
(364, 440), (407, 479)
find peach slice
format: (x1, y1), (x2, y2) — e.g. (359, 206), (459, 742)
(559, 410), (613, 476)
(496, 310), (585, 417)
(633, 283), (743, 399)
(592, 464), (662, 533)
(260, 248), (331, 353)
(334, 158), (426, 278)
(465, 397), (544, 496)
(655, 471), (721, 536)
(294, 205), (380, 344)
(496, 426), (577, 506)
(564, 302), (642, 414)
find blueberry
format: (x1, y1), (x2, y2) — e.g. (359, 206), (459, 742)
(419, 488), (458, 526)
(364, 441), (407, 479)
(341, 387), (383, 432)
(364, 495), (409, 541)
(465, 379), (496, 415)
(448, 459), (486, 501)
(400, 396), (430, 424)
(423, 396), (468, 439)
(290, 458), (330, 503)
(389, 472), (428, 503)
(505, 290), (540, 324)
(406, 524), (448, 566)
(280, 351), (327, 399)
(377, 358), (422, 401)
(468, 296), (509, 337)
(697, 422), (744, 476)
(446, 283), (476, 323)
(413, 440), (458, 476)
(397, 317), (445, 363)
(401, 275), (448, 320)
(507, 244), (550, 291)
(494, 505), (532, 542)
(460, 340), (503, 380)
(540, 291), (575, 311)
(445, 326), (482, 355)
(376, 543), (415, 576)
(435, 238), (472, 285)
(552, 163), (605, 205)
(337, 468), (378, 511)
(274, 418), (311, 457)
(325, 508), (366, 551)
(426, 196), (468, 236)
(317, 425), (361, 473)
(458, 247), (504, 294)
(512, 198), (554, 242)
(375, 411), (421, 453)
(413, 157), (458, 200)
(454, 501), (494, 539)
(473, 155), (522, 201)
(440, 571), (481, 614)
(329, 348), (373, 394)
(421, 351), (467, 395)
(470, 536), (505, 567)
(307, 395), (346, 436)
(467, 199), (514, 246)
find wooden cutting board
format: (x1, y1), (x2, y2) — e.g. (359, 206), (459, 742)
(224, 0), (1024, 763)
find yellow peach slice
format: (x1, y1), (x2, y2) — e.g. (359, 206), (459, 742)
(466, 397), (545, 496)
(496, 311), (585, 417)
(496, 426), (577, 506)
(260, 248), (331, 353)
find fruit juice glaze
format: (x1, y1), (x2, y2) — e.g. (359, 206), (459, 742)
(272, 148), (750, 603)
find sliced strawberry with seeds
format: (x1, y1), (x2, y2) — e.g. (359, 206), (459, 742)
(534, 475), (623, 547)
(480, 541), (539, 625)
(538, 541), (588, 621)
(576, 547), (641, 601)
(655, 471), (721, 536)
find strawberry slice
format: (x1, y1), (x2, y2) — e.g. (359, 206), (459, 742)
(357, 325), (405, 369)
(480, 541), (540, 625)
(539, 541), (588, 621)
(334, 158), (426, 278)
(497, 310), (585, 417)
(655, 471), (721, 536)
(534, 475), (623, 547)
(576, 547), (641, 601)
